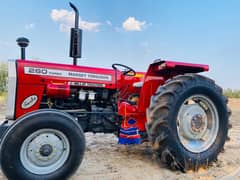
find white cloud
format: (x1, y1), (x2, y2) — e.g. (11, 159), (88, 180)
(80, 21), (100, 32)
(51, 9), (74, 24)
(25, 23), (35, 30)
(50, 9), (100, 32)
(106, 20), (112, 26)
(122, 17), (146, 31)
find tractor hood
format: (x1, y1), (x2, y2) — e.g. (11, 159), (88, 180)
(7, 59), (145, 119)
(16, 59), (117, 89)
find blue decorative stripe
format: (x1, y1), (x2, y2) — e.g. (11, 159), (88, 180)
(118, 127), (141, 144)
(122, 127), (138, 131)
(120, 130), (139, 135)
(118, 137), (141, 145)
(119, 127), (139, 135)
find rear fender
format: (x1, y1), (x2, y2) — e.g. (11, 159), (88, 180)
(138, 60), (209, 113)
(146, 60), (209, 76)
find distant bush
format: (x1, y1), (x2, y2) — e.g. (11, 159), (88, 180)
(224, 89), (240, 98)
(0, 63), (7, 93)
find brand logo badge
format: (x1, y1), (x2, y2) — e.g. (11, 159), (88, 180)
(21, 95), (38, 109)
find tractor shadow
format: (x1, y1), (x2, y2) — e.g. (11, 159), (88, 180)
(85, 133), (167, 169)
(117, 142), (171, 169)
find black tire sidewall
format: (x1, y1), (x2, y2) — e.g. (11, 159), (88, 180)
(0, 110), (85, 180)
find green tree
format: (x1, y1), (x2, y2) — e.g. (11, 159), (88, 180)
(0, 63), (7, 93)
(224, 88), (240, 98)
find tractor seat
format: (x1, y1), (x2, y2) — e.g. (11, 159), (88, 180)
(133, 81), (143, 88)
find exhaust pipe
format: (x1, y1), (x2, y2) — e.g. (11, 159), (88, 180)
(69, 2), (82, 66)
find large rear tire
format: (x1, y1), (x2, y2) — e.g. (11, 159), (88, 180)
(147, 74), (230, 171)
(0, 109), (85, 180)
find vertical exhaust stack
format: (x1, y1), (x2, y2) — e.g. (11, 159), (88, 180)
(16, 37), (29, 60)
(69, 2), (82, 66)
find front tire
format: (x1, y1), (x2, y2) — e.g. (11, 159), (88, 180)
(147, 74), (230, 171)
(0, 109), (85, 180)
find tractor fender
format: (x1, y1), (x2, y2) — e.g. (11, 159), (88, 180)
(137, 60), (209, 113)
(145, 60), (209, 77)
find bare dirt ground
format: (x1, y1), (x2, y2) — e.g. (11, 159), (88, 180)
(0, 99), (239, 180)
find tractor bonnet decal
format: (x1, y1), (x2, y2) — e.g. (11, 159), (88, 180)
(24, 67), (112, 81)
(21, 95), (38, 109)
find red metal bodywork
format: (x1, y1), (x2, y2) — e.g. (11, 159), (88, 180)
(14, 59), (208, 131)
(117, 60), (208, 131)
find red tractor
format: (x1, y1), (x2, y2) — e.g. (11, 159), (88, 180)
(0, 2), (230, 180)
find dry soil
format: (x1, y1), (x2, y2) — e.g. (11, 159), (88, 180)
(0, 99), (239, 180)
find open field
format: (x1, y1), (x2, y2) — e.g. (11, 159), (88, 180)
(0, 95), (6, 104)
(0, 99), (239, 180)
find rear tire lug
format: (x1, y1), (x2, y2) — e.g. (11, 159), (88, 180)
(147, 74), (229, 171)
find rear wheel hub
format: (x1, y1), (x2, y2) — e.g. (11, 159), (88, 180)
(178, 104), (207, 140)
(39, 144), (53, 157)
(191, 114), (205, 133)
(177, 95), (219, 153)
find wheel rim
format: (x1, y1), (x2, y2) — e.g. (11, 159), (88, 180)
(177, 95), (219, 153)
(20, 128), (70, 175)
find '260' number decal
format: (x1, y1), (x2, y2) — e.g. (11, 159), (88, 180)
(28, 67), (48, 75)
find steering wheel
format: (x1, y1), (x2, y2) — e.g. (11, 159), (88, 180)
(112, 63), (136, 76)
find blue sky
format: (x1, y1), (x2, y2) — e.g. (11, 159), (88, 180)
(0, 0), (239, 89)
